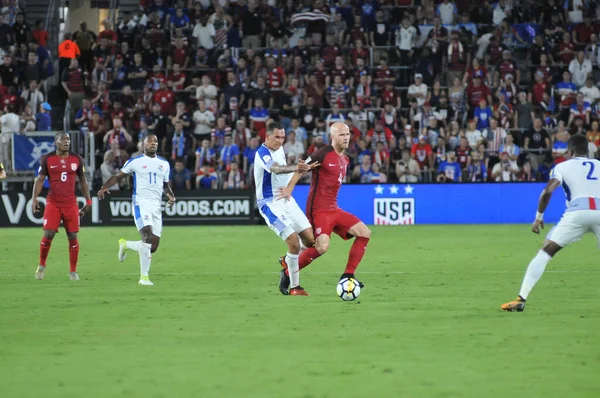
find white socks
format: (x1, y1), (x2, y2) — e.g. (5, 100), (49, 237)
(126, 240), (142, 251)
(519, 250), (552, 300)
(286, 252), (300, 288)
(139, 242), (152, 277)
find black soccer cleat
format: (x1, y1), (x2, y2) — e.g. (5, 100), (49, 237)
(340, 273), (364, 289)
(279, 269), (290, 296)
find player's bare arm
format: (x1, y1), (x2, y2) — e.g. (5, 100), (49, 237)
(276, 160), (321, 200)
(532, 178), (561, 234)
(97, 171), (128, 199)
(77, 163), (93, 218)
(31, 169), (47, 213)
(270, 161), (312, 175)
(0, 163), (5, 180)
(163, 181), (176, 208)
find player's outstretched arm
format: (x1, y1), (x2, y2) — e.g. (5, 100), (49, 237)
(98, 171), (128, 200)
(275, 160), (320, 201)
(531, 178), (561, 234)
(270, 161), (311, 175)
(163, 182), (176, 208)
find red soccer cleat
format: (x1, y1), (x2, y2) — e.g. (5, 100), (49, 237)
(290, 286), (309, 296)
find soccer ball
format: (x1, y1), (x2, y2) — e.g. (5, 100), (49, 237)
(336, 278), (361, 301)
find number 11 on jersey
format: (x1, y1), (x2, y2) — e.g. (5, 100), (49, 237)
(149, 172), (158, 184)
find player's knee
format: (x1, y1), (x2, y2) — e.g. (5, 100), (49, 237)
(359, 226), (372, 239)
(150, 246), (158, 254)
(44, 230), (56, 240)
(66, 232), (78, 241)
(315, 239), (329, 254)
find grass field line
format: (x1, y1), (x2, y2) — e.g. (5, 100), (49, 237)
(1, 270), (599, 277)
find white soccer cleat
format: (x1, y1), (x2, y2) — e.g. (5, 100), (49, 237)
(117, 238), (127, 262)
(34, 266), (45, 280)
(138, 276), (154, 286)
(69, 272), (80, 281)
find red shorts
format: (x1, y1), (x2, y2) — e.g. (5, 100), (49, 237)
(310, 208), (361, 240)
(43, 202), (80, 233)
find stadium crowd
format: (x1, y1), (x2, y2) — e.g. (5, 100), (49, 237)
(2, 0), (600, 189)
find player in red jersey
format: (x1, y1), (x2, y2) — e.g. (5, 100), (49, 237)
(31, 132), (92, 281)
(277, 122), (372, 286)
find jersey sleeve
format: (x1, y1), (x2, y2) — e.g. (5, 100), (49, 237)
(549, 163), (563, 183)
(304, 146), (329, 167)
(76, 153), (86, 178)
(39, 154), (49, 175)
(256, 146), (274, 171)
(163, 161), (171, 183)
(120, 158), (136, 174)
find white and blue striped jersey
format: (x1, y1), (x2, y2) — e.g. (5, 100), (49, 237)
(254, 144), (292, 206)
(551, 157), (600, 211)
(121, 154), (170, 207)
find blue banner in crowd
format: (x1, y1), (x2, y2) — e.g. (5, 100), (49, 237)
(12, 134), (55, 171)
(292, 183), (566, 225)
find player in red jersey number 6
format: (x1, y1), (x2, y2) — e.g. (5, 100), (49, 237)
(277, 122), (372, 287)
(31, 132), (93, 281)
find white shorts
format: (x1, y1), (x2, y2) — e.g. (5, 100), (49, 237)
(133, 203), (163, 237)
(259, 197), (312, 240)
(546, 210), (600, 247)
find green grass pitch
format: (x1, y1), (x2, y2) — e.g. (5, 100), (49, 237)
(1, 225), (599, 398)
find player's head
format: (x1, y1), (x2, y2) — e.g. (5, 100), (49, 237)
(330, 122), (350, 151)
(54, 131), (70, 152)
(143, 134), (159, 156)
(567, 135), (588, 158)
(265, 122), (285, 151)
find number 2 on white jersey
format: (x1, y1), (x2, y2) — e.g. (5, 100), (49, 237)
(583, 161), (598, 181)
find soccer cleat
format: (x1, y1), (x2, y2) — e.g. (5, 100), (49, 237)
(501, 296), (526, 312)
(34, 266), (45, 280)
(117, 239), (127, 262)
(341, 273), (364, 289)
(290, 286), (309, 296)
(278, 256), (290, 295)
(138, 275), (154, 286)
(69, 272), (80, 281)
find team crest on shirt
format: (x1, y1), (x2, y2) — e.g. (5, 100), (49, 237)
(71, 163), (77, 171)
(158, 165), (165, 172)
(316, 227), (322, 235)
(144, 215), (150, 220)
(263, 155), (272, 163)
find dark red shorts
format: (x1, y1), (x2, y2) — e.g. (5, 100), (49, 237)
(310, 209), (361, 240)
(43, 202), (80, 233)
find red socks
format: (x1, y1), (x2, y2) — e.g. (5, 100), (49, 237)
(69, 239), (79, 272)
(285, 247), (321, 276)
(344, 237), (370, 275)
(39, 237), (52, 266)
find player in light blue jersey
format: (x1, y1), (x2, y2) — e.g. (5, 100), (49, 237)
(98, 134), (176, 286)
(502, 135), (600, 311)
(255, 122), (319, 296)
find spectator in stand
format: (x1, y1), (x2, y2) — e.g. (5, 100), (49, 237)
(553, 124), (570, 164)
(74, 22), (97, 73)
(411, 135), (434, 177)
(486, 118), (507, 162)
(466, 76), (492, 112)
(513, 91), (534, 133)
(518, 161), (537, 182)
(455, 137), (472, 171)
(58, 33), (81, 80)
(283, 131), (305, 164)
(35, 102), (52, 131)
(193, 99), (215, 142)
(491, 151), (519, 182)
(499, 134), (521, 163)
(474, 99), (493, 132)
(408, 73), (428, 107)
(20, 80), (44, 114)
(32, 20), (48, 47)
(192, 16), (215, 51)
(223, 161), (245, 189)
(524, 118), (551, 172)
(170, 158), (192, 191)
(308, 134), (327, 155)
(167, 120), (194, 165)
(568, 92), (592, 128)
(437, 152), (462, 183)
(494, 49), (520, 86)
(219, 134), (240, 169)
(556, 70), (578, 120)
(372, 141), (390, 173)
(61, 58), (86, 119)
(196, 161), (218, 189)
(242, 136), (259, 185)
(104, 139), (129, 170)
(396, 148), (421, 183)
(195, 139), (216, 170)
(446, 30), (467, 86)
(367, 120), (393, 149)
(325, 104), (346, 126)
(100, 152), (120, 191)
(240, 1), (263, 49)
(556, 31), (576, 66)
(352, 154), (376, 183)
(249, 98), (269, 138)
(211, 116), (231, 151)
(467, 150), (487, 182)
(587, 120), (600, 147)
(580, 77), (600, 106)
(569, 50), (593, 88)
(128, 53), (147, 91)
(20, 104), (36, 132)
(298, 96), (321, 134)
(103, 117), (132, 150)
(437, 0), (458, 25)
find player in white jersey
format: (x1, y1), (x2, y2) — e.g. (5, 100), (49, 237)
(502, 135), (600, 311)
(255, 122), (318, 296)
(98, 134), (176, 286)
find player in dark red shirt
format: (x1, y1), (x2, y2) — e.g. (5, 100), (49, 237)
(278, 122), (372, 286)
(31, 132), (92, 281)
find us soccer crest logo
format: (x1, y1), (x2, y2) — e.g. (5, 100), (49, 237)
(70, 163), (77, 171)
